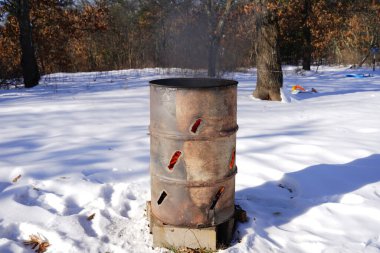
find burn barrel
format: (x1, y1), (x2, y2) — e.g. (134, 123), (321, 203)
(149, 78), (238, 231)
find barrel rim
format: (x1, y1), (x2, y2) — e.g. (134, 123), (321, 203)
(149, 78), (238, 89)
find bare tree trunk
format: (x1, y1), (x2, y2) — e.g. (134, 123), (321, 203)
(205, 0), (234, 77)
(358, 51), (371, 67)
(253, 1), (283, 101)
(17, 0), (40, 88)
(208, 35), (220, 77)
(302, 0), (312, 71)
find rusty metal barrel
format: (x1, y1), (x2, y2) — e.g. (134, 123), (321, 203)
(149, 78), (238, 228)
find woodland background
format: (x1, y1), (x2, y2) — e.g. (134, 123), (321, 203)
(0, 0), (379, 83)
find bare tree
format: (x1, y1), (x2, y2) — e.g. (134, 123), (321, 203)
(1, 0), (40, 88)
(302, 0), (312, 70)
(253, 0), (283, 101)
(204, 0), (235, 77)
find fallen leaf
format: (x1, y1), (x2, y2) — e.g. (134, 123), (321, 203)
(24, 234), (50, 253)
(12, 175), (22, 183)
(87, 213), (96, 221)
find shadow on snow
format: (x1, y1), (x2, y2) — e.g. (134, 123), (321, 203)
(235, 154), (380, 246)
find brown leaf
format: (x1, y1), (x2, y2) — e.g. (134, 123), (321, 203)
(37, 242), (51, 253)
(87, 213), (96, 221)
(24, 234), (50, 253)
(12, 174), (22, 183)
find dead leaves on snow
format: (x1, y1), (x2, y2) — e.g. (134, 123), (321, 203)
(24, 234), (50, 253)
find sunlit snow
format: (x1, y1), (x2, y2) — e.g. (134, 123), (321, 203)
(1, 66), (380, 253)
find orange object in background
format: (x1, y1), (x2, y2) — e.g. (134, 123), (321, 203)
(292, 85), (306, 91)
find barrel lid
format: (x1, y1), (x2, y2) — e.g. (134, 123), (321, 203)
(149, 78), (238, 89)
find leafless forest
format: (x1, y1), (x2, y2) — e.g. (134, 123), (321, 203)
(0, 0), (379, 83)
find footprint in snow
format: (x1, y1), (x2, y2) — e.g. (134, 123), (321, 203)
(13, 186), (43, 208)
(119, 202), (131, 218)
(116, 188), (140, 219)
(97, 183), (146, 219)
(78, 215), (98, 237)
(13, 186), (84, 216)
(126, 193), (137, 201)
(101, 184), (114, 204)
(63, 197), (83, 216)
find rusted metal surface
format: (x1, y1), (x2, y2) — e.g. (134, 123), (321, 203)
(149, 78), (238, 228)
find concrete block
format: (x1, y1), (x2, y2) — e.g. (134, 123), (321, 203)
(147, 201), (235, 250)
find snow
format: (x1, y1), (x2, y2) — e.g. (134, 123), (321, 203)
(1, 66), (380, 253)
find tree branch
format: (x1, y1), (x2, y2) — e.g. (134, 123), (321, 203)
(215, 0), (234, 37)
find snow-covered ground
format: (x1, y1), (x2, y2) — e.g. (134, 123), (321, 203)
(0, 66), (380, 253)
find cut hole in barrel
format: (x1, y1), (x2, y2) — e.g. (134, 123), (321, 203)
(229, 148), (236, 170)
(191, 118), (203, 134)
(210, 186), (225, 210)
(168, 151), (182, 170)
(157, 191), (167, 205)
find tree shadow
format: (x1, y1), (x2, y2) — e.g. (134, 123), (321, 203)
(235, 154), (380, 245)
